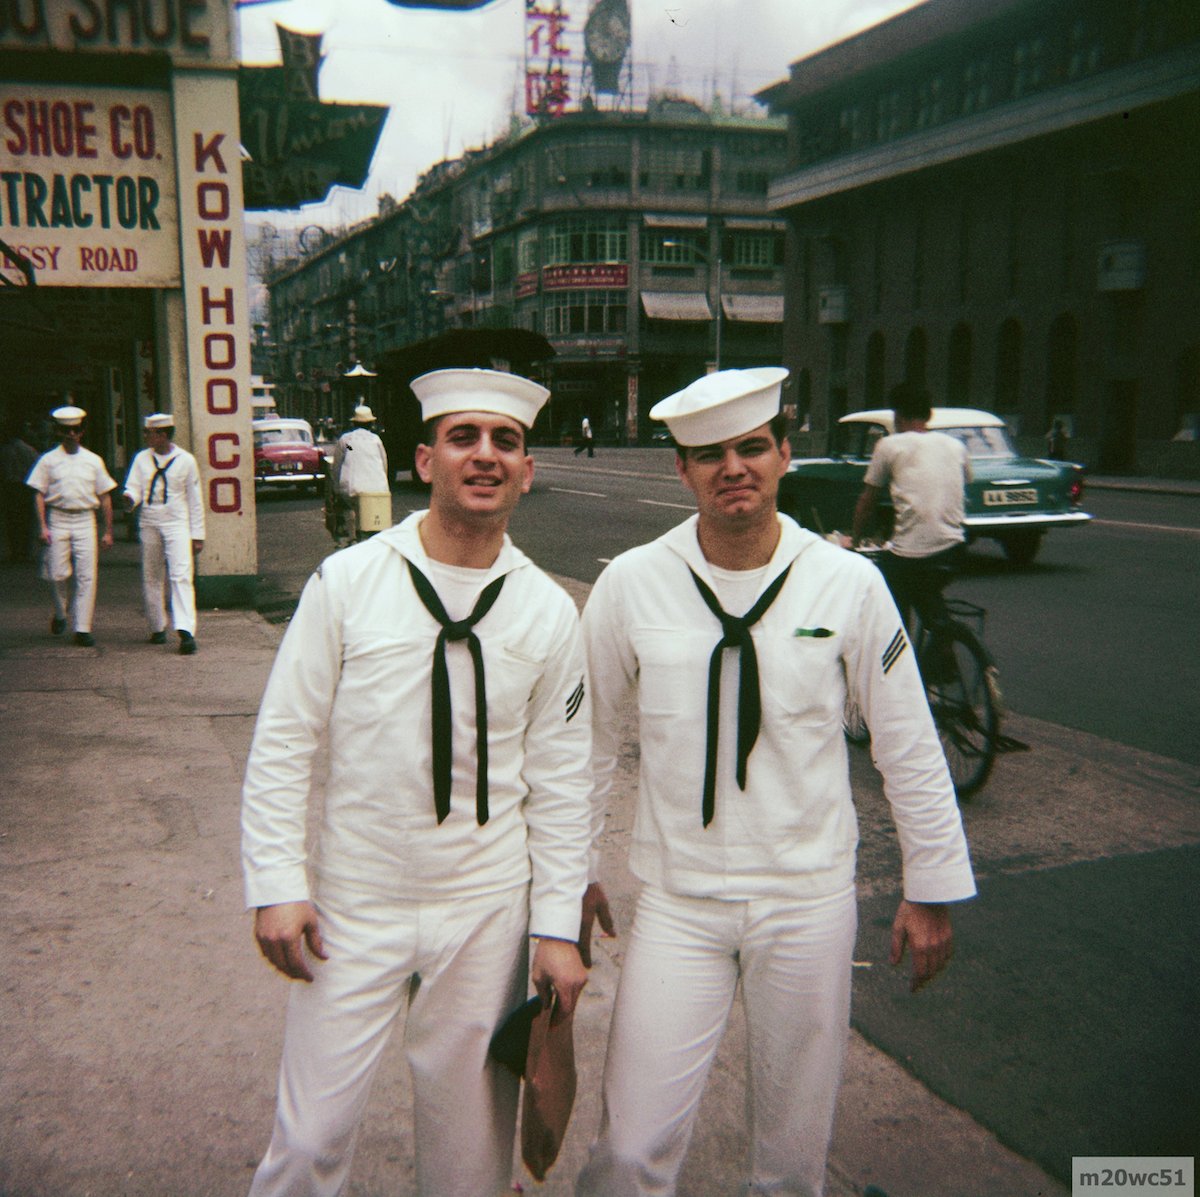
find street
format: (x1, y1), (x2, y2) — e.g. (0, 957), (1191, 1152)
(257, 447), (1200, 766)
(248, 450), (1200, 1185)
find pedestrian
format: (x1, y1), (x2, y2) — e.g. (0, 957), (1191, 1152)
(575, 367), (975, 1197)
(1045, 418), (1068, 460)
(331, 403), (389, 544)
(25, 404), (117, 648)
(122, 413), (206, 655)
(848, 381), (973, 634)
(0, 419), (38, 563)
(242, 368), (594, 1197)
(573, 414), (594, 458)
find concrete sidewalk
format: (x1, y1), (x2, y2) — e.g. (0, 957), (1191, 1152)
(0, 541), (1072, 1197)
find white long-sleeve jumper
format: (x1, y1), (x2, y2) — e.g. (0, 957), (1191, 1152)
(241, 512), (593, 941)
(582, 514), (975, 904)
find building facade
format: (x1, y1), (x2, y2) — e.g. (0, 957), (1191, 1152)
(761, 0), (1200, 475)
(1, 0), (258, 598)
(265, 99), (788, 446)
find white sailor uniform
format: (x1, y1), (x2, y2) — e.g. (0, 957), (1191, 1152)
(25, 445), (117, 634)
(576, 514), (976, 1197)
(123, 445), (205, 637)
(242, 511), (592, 1197)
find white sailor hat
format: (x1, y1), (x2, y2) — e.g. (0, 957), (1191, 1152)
(410, 368), (549, 429)
(350, 404), (377, 423)
(51, 405), (87, 427)
(144, 413), (174, 430)
(649, 367), (789, 447)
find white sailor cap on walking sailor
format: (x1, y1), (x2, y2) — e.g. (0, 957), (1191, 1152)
(51, 404), (87, 427)
(350, 404), (377, 424)
(144, 413), (174, 430)
(649, 366), (789, 447)
(410, 367), (550, 429)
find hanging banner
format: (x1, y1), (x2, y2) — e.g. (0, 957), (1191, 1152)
(0, 83), (180, 287)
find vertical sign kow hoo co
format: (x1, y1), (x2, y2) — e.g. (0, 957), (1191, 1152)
(172, 71), (255, 585)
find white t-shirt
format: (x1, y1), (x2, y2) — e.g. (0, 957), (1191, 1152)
(863, 431), (971, 558)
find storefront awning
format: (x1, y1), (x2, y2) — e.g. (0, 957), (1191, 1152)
(723, 217), (787, 231)
(643, 214), (709, 229)
(721, 294), (785, 323)
(642, 292), (713, 321)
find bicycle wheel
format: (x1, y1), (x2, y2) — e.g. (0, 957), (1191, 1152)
(924, 622), (999, 798)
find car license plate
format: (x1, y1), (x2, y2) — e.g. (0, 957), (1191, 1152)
(983, 488), (1037, 506)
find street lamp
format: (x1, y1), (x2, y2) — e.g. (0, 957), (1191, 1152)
(663, 234), (723, 373)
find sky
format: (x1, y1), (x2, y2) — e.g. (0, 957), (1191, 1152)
(237, 0), (922, 235)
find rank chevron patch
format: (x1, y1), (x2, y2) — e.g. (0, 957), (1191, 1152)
(565, 678), (585, 722)
(881, 627), (908, 675)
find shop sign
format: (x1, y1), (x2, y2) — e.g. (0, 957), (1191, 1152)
(515, 270), (538, 298)
(173, 70), (257, 578)
(542, 263), (627, 289)
(525, 0), (570, 117)
(0, 83), (179, 287)
(0, 0), (233, 63)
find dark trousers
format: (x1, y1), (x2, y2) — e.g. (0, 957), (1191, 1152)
(877, 543), (965, 633)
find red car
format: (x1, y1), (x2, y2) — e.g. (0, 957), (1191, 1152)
(252, 417), (324, 493)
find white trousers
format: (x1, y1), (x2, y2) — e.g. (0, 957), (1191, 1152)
(45, 509), (98, 632)
(139, 519), (196, 635)
(576, 883), (857, 1197)
(249, 882), (530, 1197)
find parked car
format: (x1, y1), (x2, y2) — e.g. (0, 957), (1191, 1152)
(778, 407), (1091, 564)
(252, 417), (324, 494)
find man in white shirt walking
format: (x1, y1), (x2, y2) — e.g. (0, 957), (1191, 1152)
(331, 404), (390, 544)
(122, 414), (206, 655)
(243, 369), (593, 1197)
(25, 405), (116, 648)
(575, 368), (975, 1197)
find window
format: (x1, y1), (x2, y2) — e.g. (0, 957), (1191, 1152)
(729, 233), (780, 270)
(638, 140), (711, 192)
(641, 231), (704, 266)
(961, 57), (992, 115)
(543, 289), (627, 335)
(543, 218), (627, 265)
(518, 232), (539, 274)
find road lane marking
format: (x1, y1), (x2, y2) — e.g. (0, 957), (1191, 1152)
(1093, 519), (1200, 536)
(550, 487), (608, 498)
(597, 557), (612, 564)
(638, 499), (695, 510)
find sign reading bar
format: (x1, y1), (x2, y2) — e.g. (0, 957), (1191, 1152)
(0, 84), (180, 287)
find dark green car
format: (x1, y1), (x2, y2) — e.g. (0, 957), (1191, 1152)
(778, 407), (1092, 565)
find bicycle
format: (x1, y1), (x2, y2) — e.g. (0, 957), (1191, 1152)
(915, 595), (1002, 798)
(842, 548), (1003, 799)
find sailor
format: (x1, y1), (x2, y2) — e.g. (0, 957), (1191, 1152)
(576, 367), (976, 1197)
(243, 368), (593, 1196)
(122, 413), (206, 655)
(26, 404), (117, 648)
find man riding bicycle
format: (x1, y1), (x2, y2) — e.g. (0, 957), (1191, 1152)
(848, 381), (972, 636)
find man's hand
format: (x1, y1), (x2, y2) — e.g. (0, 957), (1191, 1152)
(192, 540), (204, 557)
(38, 526), (51, 546)
(100, 530), (114, 549)
(578, 881), (616, 968)
(531, 937), (588, 1020)
(254, 900), (328, 982)
(890, 899), (953, 993)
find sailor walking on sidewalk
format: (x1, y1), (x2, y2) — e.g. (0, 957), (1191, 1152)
(122, 413), (206, 655)
(26, 404), (116, 648)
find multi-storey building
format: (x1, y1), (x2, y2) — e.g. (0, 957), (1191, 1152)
(760, 0), (1200, 474)
(265, 98), (788, 448)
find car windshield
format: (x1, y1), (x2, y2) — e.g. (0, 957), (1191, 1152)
(937, 425), (1018, 458)
(255, 426), (312, 447)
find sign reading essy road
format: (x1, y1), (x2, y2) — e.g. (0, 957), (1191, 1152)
(0, 84), (180, 286)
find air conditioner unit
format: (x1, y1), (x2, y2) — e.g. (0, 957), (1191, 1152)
(1097, 241), (1145, 292)
(818, 285), (849, 324)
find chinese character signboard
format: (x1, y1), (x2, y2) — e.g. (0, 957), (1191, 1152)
(0, 84), (180, 287)
(525, 0), (571, 117)
(542, 263), (627, 289)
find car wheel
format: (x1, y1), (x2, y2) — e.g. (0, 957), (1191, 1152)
(1001, 530), (1042, 565)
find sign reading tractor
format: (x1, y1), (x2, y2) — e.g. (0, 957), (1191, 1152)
(0, 84), (180, 286)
